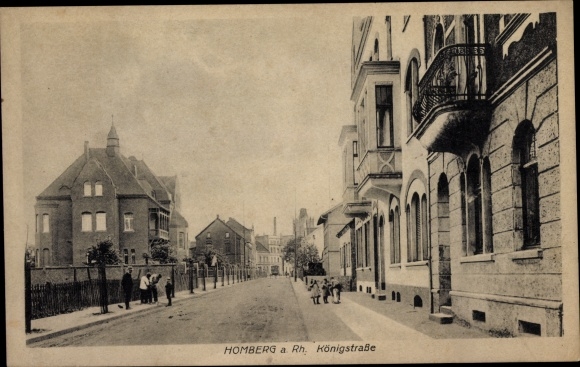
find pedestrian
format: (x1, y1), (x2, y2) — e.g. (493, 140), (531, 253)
(330, 277), (340, 304)
(150, 273), (162, 304)
(121, 266), (133, 310)
(310, 280), (321, 305)
(321, 278), (331, 304)
(165, 278), (173, 307)
(140, 272), (151, 304)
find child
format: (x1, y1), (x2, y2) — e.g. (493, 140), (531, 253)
(165, 278), (173, 307)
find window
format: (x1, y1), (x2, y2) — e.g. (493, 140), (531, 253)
(433, 23), (444, 59)
(95, 181), (103, 196)
(124, 213), (134, 232)
(96, 212), (106, 231)
(406, 58), (419, 135)
(179, 232), (185, 249)
(514, 121), (540, 248)
(131, 249), (136, 264)
(84, 181), (92, 197)
(225, 232), (230, 238)
(407, 193), (424, 262)
(42, 248), (50, 266)
(123, 249), (129, 264)
(373, 38), (379, 60)
(353, 141), (359, 185)
(207, 232), (211, 239)
(36, 214), (39, 233)
(421, 194), (429, 260)
(82, 212), (92, 232)
(365, 222), (371, 267)
(42, 214), (50, 233)
(376, 85), (394, 147)
(482, 158), (494, 253)
(359, 98), (366, 154)
(466, 156), (483, 255)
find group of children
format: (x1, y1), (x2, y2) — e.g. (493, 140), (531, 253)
(308, 278), (342, 305)
(138, 271), (174, 307)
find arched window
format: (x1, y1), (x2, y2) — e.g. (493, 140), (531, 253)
(42, 213), (50, 233)
(482, 158), (494, 253)
(406, 58), (419, 135)
(514, 121), (540, 248)
(123, 249), (129, 264)
(84, 181), (92, 197)
(95, 181), (103, 196)
(81, 212), (92, 232)
(466, 156), (483, 255)
(131, 249), (136, 264)
(373, 38), (379, 60)
(96, 212), (106, 231)
(389, 206), (401, 264)
(421, 194), (429, 260)
(407, 193), (423, 262)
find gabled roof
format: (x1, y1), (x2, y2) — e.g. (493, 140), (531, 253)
(158, 176), (177, 198)
(255, 241), (270, 253)
(226, 218), (252, 242)
(317, 203), (344, 225)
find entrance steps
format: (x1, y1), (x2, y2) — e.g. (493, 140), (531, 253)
(429, 306), (454, 324)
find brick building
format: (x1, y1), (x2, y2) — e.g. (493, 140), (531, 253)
(194, 215), (253, 267)
(34, 124), (188, 266)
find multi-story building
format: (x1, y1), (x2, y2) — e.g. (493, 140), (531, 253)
(194, 215), (253, 268)
(254, 240), (270, 276)
(34, 124), (188, 266)
(340, 12), (561, 336)
(159, 175), (189, 262)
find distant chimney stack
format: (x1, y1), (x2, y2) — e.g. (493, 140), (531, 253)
(273, 217), (277, 236)
(84, 141), (89, 161)
(217, 214), (220, 219)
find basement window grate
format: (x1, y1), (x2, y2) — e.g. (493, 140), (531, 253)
(472, 310), (486, 322)
(519, 320), (541, 336)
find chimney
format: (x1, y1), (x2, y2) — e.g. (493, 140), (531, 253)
(133, 164), (138, 177)
(217, 214), (220, 220)
(273, 217), (277, 236)
(84, 141), (89, 162)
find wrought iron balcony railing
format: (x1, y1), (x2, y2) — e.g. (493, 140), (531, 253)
(412, 44), (489, 125)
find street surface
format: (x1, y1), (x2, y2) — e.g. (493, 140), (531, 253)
(30, 277), (429, 347)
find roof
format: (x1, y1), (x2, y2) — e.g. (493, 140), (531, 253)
(255, 241), (270, 253)
(169, 210), (188, 228)
(37, 136), (172, 212)
(226, 218), (253, 242)
(336, 219), (355, 238)
(158, 176), (177, 198)
(317, 203), (344, 225)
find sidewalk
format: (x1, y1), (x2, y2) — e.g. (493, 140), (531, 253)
(26, 278), (247, 345)
(291, 280), (490, 339)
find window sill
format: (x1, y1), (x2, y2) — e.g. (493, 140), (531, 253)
(124, 230), (135, 233)
(460, 253), (495, 263)
(389, 263), (402, 269)
(509, 248), (543, 261)
(406, 260), (428, 267)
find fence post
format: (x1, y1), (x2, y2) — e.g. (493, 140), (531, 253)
(202, 264), (206, 291)
(98, 263), (108, 314)
(213, 266), (217, 289)
(25, 254), (31, 333)
(188, 260), (194, 294)
(222, 266), (225, 287)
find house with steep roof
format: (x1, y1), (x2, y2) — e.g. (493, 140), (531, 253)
(159, 175), (189, 262)
(34, 124), (183, 266)
(194, 215), (253, 268)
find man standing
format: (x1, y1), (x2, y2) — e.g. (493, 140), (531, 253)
(140, 272), (151, 304)
(121, 267), (134, 310)
(150, 274), (162, 304)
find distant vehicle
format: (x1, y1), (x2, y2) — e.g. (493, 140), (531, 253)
(304, 262), (326, 276)
(270, 265), (280, 276)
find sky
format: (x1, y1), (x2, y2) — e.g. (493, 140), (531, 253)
(19, 9), (353, 241)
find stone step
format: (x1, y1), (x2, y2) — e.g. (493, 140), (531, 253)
(440, 305), (454, 316)
(429, 313), (454, 324)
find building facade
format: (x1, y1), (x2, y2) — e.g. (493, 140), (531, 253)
(339, 12), (561, 336)
(35, 125), (188, 266)
(194, 215), (253, 268)
(317, 204), (351, 277)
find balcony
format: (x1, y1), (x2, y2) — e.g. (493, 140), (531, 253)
(412, 44), (492, 154)
(343, 200), (372, 219)
(149, 229), (169, 240)
(355, 148), (402, 200)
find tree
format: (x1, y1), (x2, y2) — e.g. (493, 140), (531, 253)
(282, 236), (302, 266)
(150, 241), (178, 264)
(297, 244), (321, 267)
(84, 239), (121, 314)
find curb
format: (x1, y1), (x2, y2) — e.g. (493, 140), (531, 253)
(26, 279), (251, 345)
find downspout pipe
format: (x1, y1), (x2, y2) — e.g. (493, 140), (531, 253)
(428, 156), (434, 314)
